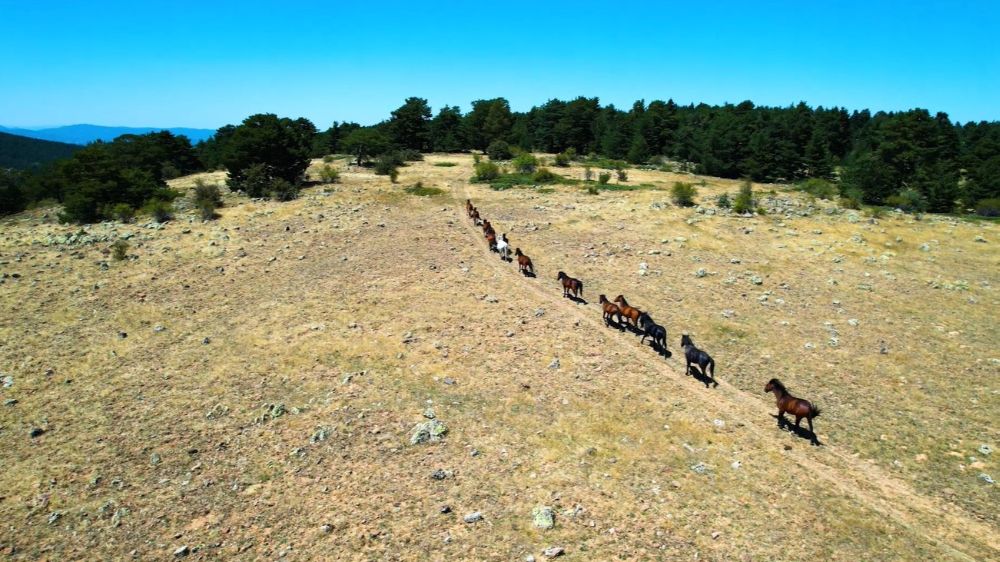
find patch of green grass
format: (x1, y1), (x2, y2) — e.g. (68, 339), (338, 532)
(582, 181), (659, 192)
(582, 156), (629, 170)
(404, 182), (444, 196)
(484, 172), (577, 191)
(433, 162), (457, 167)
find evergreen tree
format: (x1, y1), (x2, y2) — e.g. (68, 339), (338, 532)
(388, 97), (432, 151)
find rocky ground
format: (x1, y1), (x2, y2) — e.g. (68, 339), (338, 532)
(0, 155), (996, 560)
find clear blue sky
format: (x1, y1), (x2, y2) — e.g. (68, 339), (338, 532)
(1, 0), (997, 129)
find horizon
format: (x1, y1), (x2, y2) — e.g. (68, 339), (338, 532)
(1, 0), (998, 129)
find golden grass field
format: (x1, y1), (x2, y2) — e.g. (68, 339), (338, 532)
(0, 154), (997, 561)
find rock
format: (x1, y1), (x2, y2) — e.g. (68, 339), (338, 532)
(440, 505), (452, 514)
(749, 275), (763, 285)
(484, 295), (499, 303)
(310, 427), (331, 443)
(712, 419), (725, 428)
(1, 375), (12, 388)
(979, 473), (995, 485)
(919, 243), (931, 252)
(4, 399), (17, 406)
(532, 506), (555, 529)
(150, 453), (161, 466)
(848, 319), (859, 327)
(690, 462), (708, 474)
(542, 546), (565, 558)
(442, 377), (456, 385)
(978, 444), (993, 456)
(29, 427), (45, 438)
(548, 358), (560, 369)
(721, 309), (735, 318)
(711, 531), (721, 540)
(173, 545), (190, 557)
(804, 342), (815, 349)
(410, 420), (448, 444)
(202, 337), (211, 345)
(463, 512), (483, 523)
(731, 460), (742, 470)
(402, 331), (416, 343)
(694, 268), (707, 278)
(320, 524), (333, 534)
(47, 511), (62, 525)
(974, 235), (986, 243)
(423, 408), (436, 419)
(527, 556), (536, 562)
(431, 469), (450, 480)
(534, 308), (545, 317)
(153, 324), (165, 333)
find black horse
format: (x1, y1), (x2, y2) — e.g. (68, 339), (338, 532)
(638, 312), (668, 356)
(681, 334), (717, 388)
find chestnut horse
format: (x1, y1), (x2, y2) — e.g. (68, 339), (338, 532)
(599, 295), (624, 329)
(765, 378), (821, 445)
(557, 272), (583, 299)
(613, 295), (642, 330)
(514, 248), (534, 275)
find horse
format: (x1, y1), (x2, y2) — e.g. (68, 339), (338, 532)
(638, 312), (667, 354)
(599, 295), (624, 329)
(765, 378), (821, 445)
(465, 199), (474, 217)
(681, 334), (717, 387)
(556, 272), (584, 299)
(470, 208), (482, 225)
(482, 220), (495, 238)
(514, 248), (534, 275)
(485, 231), (498, 252)
(496, 233), (511, 261)
(613, 295), (642, 330)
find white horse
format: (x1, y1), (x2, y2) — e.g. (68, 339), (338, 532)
(496, 233), (511, 261)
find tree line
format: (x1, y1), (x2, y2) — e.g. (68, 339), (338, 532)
(2, 96), (998, 221)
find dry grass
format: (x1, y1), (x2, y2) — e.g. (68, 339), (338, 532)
(0, 153), (996, 560)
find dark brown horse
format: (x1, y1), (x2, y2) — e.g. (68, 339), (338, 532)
(482, 220), (494, 237)
(599, 295), (623, 329)
(557, 271), (583, 299)
(514, 248), (534, 275)
(485, 231), (497, 252)
(765, 378), (821, 445)
(470, 208), (482, 225)
(613, 295), (642, 330)
(681, 334), (717, 387)
(465, 199), (474, 217)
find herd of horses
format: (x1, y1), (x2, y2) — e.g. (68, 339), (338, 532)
(465, 198), (822, 445)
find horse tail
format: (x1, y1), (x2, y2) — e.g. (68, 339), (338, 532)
(578, 280), (583, 296)
(706, 358), (715, 378)
(810, 404), (822, 418)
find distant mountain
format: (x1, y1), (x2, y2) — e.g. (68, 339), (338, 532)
(0, 124), (216, 145)
(0, 131), (81, 169)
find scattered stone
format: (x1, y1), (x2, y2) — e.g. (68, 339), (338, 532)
(310, 427), (331, 444)
(542, 546), (565, 558)
(153, 324), (165, 333)
(749, 275), (763, 285)
(731, 460), (742, 470)
(721, 309), (735, 319)
(150, 453), (161, 466)
(694, 268), (707, 278)
(713, 419), (725, 428)
(440, 505), (452, 514)
(848, 319), (859, 327)
(47, 511), (62, 525)
(29, 427), (45, 438)
(1, 375), (12, 388)
(978, 444), (993, 456)
(111, 507), (128, 527)
(979, 473), (995, 485)
(442, 377), (456, 385)
(202, 337), (211, 345)
(423, 408), (436, 419)
(879, 340), (889, 354)
(974, 235), (987, 243)
(548, 358), (560, 370)
(527, 556), (536, 562)
(173, 545), (190, 557)
(401, 331), (415, 343)
(410, 420), (448, 445)
(534, 308), (545, 317)
(463, 512), (483, 524)
(320, 524), (333, 534)
(484, 295), (498, 303)
(4, 399), (17, 406)
(532, 506), (555, 529)
(804, 342), (815, 350)
(118, 331), (128, 339)
(690, 462), (709, 474)
(919, 243), (931, 252)
(711, 531), (722, 540)
(730, 258), (741, 264)
(431, 469), (450, 480)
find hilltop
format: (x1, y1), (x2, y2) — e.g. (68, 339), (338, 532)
(0, 155), (996, 560)
(0, 124), (216, 145)
(0, 132), (80, 169)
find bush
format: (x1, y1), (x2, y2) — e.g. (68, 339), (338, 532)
(269, 178), (299, 201)
(554, 151), (572, 167)
(533, 168), (559, 183)
(486, 140), (513, 161)
(733, 180), (755, 214)
(193, 180), (222, 220)
(598, 172), (611, 185)
(717, 193), (731, 209)
(397, 148), (423, 162)
(796, 178), (838, 200)
(142, 199), (173, 222)
(584, 166), (593, 182)
(839, 187), (863, 210)
(434, 162), (457, 167)
(671, 182), (697, 206)
(975, 198), (1000, 217)
(232, 163), (275, 198)
(616, 168), (628, 182)
(885, 188), (927, 213)
(404, 181), (444, 196)
(318, 165), (340, 184)
(389, 168), (399, 183)
(223, 113), (315, 187)
(586, 184), (599, 195)
(108, 203), (135, 223)
(512, 152), (538, 174)
(111, 239), (129, 261)
(473, 161), (501, 181)
(322, 155), (335, 163)
(374, 153), (402, 176)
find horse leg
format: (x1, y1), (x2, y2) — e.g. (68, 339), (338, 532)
(808, 417), (818, 445)
(795, 416), (802, 428)
(776, 411), (786, 428)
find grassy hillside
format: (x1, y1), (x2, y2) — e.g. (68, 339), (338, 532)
(0, 131), (79, 169)
(0, 155), (996, 560)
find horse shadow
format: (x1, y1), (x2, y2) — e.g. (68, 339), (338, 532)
(566, 295), (588, 305)
(772, 414), (822, 446)
(604, 319), (628, 332)
(648, 341), (673, 359)
(521, 270), (537, 278)
(686, 365), (719, 389)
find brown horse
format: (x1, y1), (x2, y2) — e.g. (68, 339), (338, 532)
(482, 220), (494, 236)
(557, 271), (583, 299)
(514, 248), (534, 275)
(613, 295), (642, 330)
(470, 208), (482, 225)
(485, 231), (497, 252)
(466, 199), (474, 217)
(765, 378), (821, 445)
(599, 295), (624, 329)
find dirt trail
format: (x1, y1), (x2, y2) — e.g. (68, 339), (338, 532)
(461, 182), (998, 561)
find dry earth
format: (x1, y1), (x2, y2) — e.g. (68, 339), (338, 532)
(0, 154), (997, 561)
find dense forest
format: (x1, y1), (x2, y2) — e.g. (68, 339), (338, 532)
(2, 96), (999, 221)
(0, 132), (80, 169)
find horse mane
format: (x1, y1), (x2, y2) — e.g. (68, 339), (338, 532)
(768, 378), (787, 393)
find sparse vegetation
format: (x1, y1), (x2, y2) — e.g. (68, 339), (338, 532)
(885, 188), (928, 213)
(717, 193), (731, 209)
(318, 165), (340, 184)
(671, 182), (697, 206)
(598, 172), (611, 185)
(433, 162), (457, 167)
(193, 180), (223, 220)
(472, 160), (501, 181)
(616, 168), (628, 182)
(974, 197), (1000, 217)
(404, 181), (443, 196)
(111, 239), (129, 261)
(796, 178), (838, 200)
(733, 180), (755, 214)
(512, 152), (538, 174)
(108, 203), (135, 223)
(141, 198), (173, 222)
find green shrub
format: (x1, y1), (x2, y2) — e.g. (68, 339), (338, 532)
(111, 239), (129, 261)
(269, 178), (299, 201)
(839, 187), (863, 210)
(866, 206), (885, 219)
(109, 203), (135, 223)
(397, 148), (423, 162)
(616, 168), (628, 182)
(796, 178), (838, 200)
(161, 162), (182, 180)
(512, 152), (538, 174)
(473, 161), (501, 181)
(733, 180), (755, 214)
(554, 152), (571, 167)
(671, 182), (697, 207)
(586, 184), (599, 195)
(142, 199), (173, 222)
(533, 168), (559, 183)
(583, 166), (593, 182)
(434, 162), (457, 167)
(233, 163), (275, 198)
(322, 155), (335, 163)
(598, 172), (611, 185)
(318, 165), (340, 184)
(885, 188), (927, 213)
(486, 140), (513, 161)
(193, 181), (222, 220)
(374, 152), (403, 176)
(975, 198), (1000, 217)
(717, 193), (731, 209)
(405, 181), (444, 196)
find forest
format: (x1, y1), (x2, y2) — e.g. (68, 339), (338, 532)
(3, 96), (999, 221)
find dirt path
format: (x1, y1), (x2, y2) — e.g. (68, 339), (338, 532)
(460, 182), (998, 561)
